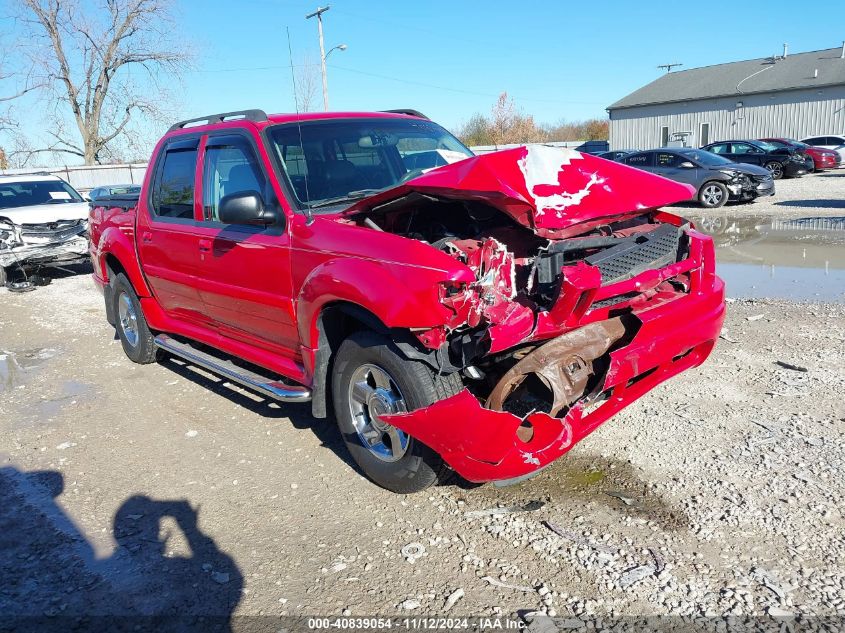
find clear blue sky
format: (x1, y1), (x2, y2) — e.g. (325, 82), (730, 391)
(5, 0), (845, 158)
(178, 0), (845, 130)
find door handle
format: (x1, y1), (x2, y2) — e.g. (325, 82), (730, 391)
(198, 238), (212, 252)
(141, 231), (153, 243)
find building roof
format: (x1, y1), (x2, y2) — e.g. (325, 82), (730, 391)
(608, 46), (845, 110)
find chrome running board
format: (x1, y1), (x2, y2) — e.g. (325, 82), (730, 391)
(154, 334), (311, 403)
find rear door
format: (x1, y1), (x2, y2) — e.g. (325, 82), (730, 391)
(136, 136), (208, 325)
(190, 130), (300, 357)
(623, 151), (655, 172)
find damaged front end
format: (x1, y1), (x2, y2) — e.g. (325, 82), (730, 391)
(0, 218), (89, 273)
(346, 145), (726, 483)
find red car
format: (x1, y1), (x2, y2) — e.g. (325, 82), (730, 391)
(760, 138), (841, 171)
(88, 109), (725, 493)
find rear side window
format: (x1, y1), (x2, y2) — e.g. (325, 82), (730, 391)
(625, 152), (654, 167)
(708, 143), (729, 154)
(152, 144), (198, 219)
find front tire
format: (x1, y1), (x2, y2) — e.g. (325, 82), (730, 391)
(764, 161), (784, 179)
(698, 181), (728, 208)
(332, 330), (462, 493)
(111, 273), (159, 364)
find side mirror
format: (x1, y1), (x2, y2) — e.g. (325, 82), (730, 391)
(218, 191), (277, 226)
(679, 161), (695, 169)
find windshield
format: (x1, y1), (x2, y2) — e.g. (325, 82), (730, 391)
(268, 118), (473, 211)
(0, 179), (84, 209)
(680, 150), (735, 167)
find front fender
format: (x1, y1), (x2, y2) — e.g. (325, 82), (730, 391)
(97, 225), (152, 297)
(296, 257), (459, 349)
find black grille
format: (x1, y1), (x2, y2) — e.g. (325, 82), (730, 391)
(585, 223), (684, 284)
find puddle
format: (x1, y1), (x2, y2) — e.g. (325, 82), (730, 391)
(463, 454), (688, 532)
(36, 380), (92, 418)
(0, 348), (58, 393)
(688, 214), (845, 302)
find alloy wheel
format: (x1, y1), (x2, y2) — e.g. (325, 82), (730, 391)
(702, 185), (724, 207)
(348, 363), (410, 462)
(117, 292), (139, 348)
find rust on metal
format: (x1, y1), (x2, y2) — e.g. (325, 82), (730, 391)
(486, 317), (627, 416)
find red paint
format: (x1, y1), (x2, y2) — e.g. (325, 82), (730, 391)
(89, 110), (725, 484)
(761, 137), (840, 170)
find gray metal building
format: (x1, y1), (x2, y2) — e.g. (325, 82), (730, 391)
(607, 45), (845, 150)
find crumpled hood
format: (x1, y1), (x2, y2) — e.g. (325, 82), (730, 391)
(343, 145), (695, 233)
(0, 202), (89, 225)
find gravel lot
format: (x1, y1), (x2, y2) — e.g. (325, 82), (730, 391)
(1, 170), (843, 629)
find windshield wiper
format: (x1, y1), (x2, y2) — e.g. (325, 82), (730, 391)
(307, 189), (383, 209)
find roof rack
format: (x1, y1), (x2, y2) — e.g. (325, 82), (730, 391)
(168, 109), (268, 132)
(381, 109), (429, 119)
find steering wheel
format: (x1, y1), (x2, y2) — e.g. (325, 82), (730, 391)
(398, 168), (426, 184)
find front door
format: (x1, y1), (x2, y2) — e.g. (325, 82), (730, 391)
(191, 131), (300, 358)
(136, 136), (209, 326)
(652, 152), (700, 188)
(728, 142), (765, 166)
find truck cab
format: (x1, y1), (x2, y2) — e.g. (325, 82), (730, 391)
(89, 109), (725, 493)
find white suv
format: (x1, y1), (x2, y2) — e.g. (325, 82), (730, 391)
(0, 173), (90, 287)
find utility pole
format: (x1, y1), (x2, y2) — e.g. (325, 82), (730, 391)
(306, 6), (331, 111)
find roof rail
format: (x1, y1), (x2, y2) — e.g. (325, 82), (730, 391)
(0, 170), (53, 177)
(168, 109), (269, 132)
(381, 109), (429, 119)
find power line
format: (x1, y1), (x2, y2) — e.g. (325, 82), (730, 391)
(189, 62), (606, 106)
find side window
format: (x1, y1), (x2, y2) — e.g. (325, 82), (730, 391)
(732, 143), (758, 154)
(624, 152), (654, 167)
(655, 153), (679, 168)
(152, 144), (198, 219)
(202, 136), (268, 223)
(708, 143), (728, 154)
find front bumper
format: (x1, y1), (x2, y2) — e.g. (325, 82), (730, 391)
(383, 238), (726, 483)
(0, 235), (89, 269)
(783, 162), (808, 177)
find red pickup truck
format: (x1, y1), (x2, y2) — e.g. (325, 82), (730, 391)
(89, 109), (725, 493)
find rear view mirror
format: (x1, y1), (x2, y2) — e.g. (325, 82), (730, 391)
(358, 133), (399, 148)
(679, 161), (695, 168)
(218, 191), (277, 226)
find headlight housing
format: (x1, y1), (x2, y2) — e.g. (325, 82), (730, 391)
(0, 219), (22, 250)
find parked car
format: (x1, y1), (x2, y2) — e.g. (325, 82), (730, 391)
(701, 140), (809, 179)
(759, 138), (841, 171)
(88, 109), (725, 493)
(621, 148), (774, 208)
(596, 149), (637, 162)
(88, 184), (142, 201)
(800, 135), (845, 164)
(0, 173), (90, 286)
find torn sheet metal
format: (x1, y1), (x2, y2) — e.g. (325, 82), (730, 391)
(383, 278), (725, 483)
(342, 145), (695, 235)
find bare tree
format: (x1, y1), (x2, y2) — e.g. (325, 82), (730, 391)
(294, 53), (320, 113)
(19, 0), (190, 165)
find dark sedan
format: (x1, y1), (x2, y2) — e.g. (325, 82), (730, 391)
(700, 140), (809, 179)
(622, 148), (774, 208)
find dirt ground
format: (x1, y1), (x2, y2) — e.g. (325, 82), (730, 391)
(1, 173), (844, 630)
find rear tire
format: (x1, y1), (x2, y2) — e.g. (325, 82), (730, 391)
(332, 330), (462, 493)
(112, 273), (159, 364)
(698, 181), (728, 208)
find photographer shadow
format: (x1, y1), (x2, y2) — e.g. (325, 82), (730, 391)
(1, 466), (243, 632)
